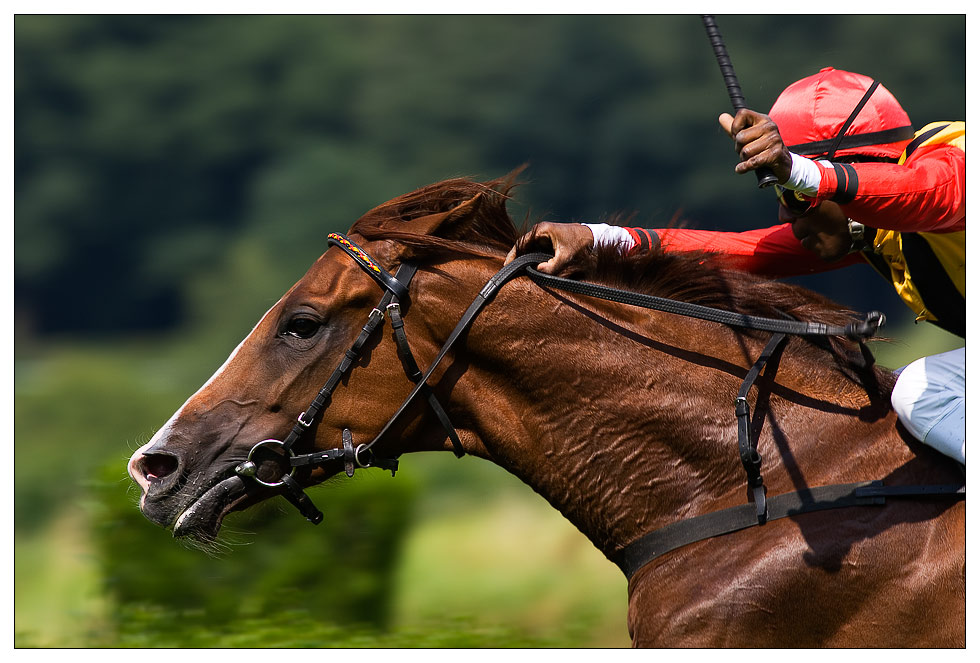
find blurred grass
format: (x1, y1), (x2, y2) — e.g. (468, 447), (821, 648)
(14, 318), (960, 648)
(15, 455), (627, 647)
(14, 506), (112, 647)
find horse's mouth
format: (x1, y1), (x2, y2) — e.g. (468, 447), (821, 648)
(133, 441), (334, 541)
(170, 474), (251, 540)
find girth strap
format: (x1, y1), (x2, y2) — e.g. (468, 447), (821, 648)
(613, 480), (965, 580)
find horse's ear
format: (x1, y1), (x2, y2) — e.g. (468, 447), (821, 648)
(365, 191), (487, 264)
(400, 191), (484, 238)
(443, 191), (484, 228)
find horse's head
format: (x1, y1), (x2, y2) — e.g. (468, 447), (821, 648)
(128, 175), (518, 541)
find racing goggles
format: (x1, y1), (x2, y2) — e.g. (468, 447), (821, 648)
(775, 185), (817, 216)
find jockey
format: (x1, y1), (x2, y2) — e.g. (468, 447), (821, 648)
(506, 67), (965, 465)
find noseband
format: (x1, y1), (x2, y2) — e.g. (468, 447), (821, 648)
(235, 232), (552, 523)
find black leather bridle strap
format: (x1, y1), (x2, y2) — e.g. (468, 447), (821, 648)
(387, 300), (466, 457)
(284, 260), (465, 465)
(280, 286), (396, 453)
(277, 248), (552, 491)
(352, 252), (554, 463)
(612, 479), (965, 580)
(280, 474), (325, 525)
(242, 258), (429, 523)
(735, 332), (788, 523)
(280, 259), (462, 459)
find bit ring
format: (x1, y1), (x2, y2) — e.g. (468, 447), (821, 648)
(236, 439), (296, 487)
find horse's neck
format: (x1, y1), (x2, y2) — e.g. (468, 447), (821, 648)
(416, 262), (901, 561)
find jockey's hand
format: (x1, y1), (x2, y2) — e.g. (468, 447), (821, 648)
(719, 109), (794, 183)
(780, 200), (852, 263)
(504, 222), (595, 275)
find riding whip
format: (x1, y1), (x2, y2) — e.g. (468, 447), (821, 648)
(701, 15), (779, 188)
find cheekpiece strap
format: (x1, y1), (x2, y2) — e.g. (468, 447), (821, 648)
(280, 474), (324, 524)
(327, 232), (409, 300)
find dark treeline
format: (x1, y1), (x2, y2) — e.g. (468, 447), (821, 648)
(15, 15), (965, 339)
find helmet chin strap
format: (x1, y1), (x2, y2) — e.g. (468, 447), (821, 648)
(824, 80), (880, 161)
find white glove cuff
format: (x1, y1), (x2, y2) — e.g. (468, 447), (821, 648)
(783, 152), (826, 197)
(582, 223), (636, 251)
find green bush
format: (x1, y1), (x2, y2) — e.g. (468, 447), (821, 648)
(88, 458), (418, 642)
(14, 348), (186, 532)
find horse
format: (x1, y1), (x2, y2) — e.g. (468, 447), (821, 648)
(127, 173), (965, 647)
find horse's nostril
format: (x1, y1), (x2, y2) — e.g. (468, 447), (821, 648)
(141, 453), (179, 481)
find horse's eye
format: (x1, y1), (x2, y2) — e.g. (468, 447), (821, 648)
(284, 316), (320, 339)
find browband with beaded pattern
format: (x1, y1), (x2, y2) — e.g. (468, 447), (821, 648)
(327, 232), (409, 300)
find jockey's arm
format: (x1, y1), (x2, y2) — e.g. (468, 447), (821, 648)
(587, 222), (863, 278)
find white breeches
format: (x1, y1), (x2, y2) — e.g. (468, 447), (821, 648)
(891, 346), (965, 464)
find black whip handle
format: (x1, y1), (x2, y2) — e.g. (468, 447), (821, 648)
(701, 15), (779, 188)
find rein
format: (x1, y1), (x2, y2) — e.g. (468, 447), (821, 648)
(235, 233), (964, 579)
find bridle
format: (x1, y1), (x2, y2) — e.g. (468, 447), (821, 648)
(234, 232), (553, 523)
(233, 232), (964, 579)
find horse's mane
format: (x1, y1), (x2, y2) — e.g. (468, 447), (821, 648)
(350, 174), (895, 397)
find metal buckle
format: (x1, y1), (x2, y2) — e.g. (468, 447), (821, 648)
(235, 439), (297, 487)
(354, 443), (374, 468)
(734, 395), (750, 417)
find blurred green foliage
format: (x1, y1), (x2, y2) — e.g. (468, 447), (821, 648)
(15, 345), (182, 530)
(88, 459), (417, 635)
(13, 14), (965, 648)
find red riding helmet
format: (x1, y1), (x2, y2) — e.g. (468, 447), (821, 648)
(768, 67), (914, 160)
